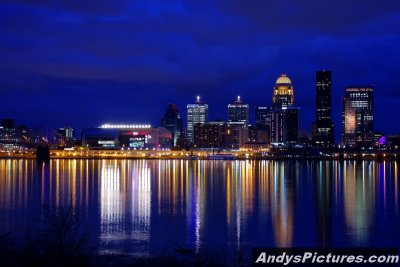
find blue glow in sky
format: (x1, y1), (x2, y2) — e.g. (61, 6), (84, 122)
(0, 1), (399, 137)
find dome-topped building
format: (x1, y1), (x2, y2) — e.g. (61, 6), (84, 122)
(276, 74), (292, 85)
(273, 74), (294, 107)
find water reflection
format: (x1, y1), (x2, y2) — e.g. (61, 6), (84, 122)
(100, 160), (151, 255)
(0, 159), (399, 254)
(315, 161), (332, 247)
(342, 161), (375, 244)
(271, 161), (294, 247)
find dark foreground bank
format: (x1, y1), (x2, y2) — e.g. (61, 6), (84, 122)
(0, 238), (248, 267)
(0, 204), (248, 267)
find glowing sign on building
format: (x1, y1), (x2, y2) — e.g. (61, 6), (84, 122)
(345, 111), (356, 134)
(100, 124), (151, 129)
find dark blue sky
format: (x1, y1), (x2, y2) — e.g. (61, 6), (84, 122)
(1, 1), (400, 138)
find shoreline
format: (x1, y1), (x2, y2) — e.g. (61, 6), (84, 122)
(0, 149), (399, 161)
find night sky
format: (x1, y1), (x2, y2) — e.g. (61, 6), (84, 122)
(1, 1), (400, 138)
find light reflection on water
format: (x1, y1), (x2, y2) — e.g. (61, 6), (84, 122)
(0, 159), (399, 255)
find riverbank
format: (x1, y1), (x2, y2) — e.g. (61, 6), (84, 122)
(0, 229), (247, 267)
(0, 149), (399, 161)
(0, 248), (247, 267)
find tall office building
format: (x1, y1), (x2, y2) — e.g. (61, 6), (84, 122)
(161, 103), (183, 146)
(254, 106), (273, 143)
(273, 74), (294, 108)
(342, 86), (374, 147)
(255, 106), (272, 130)
(314, 70), (334, 147)
(187, 96), (208, 143)
(284, 107), (300, 144)
(270, 109), (285, 143)
(270, 74), (299, 145)
(270, 107), (299, 145)
(228, 96), (249, 126)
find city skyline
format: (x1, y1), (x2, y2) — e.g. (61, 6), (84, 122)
(1, 2), (400, 264)
(3, 73), (382, 137)
(0, 1), (400, 136)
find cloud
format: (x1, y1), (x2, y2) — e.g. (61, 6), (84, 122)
(0, 1), (399, 135)
(217, 0), (400, 35)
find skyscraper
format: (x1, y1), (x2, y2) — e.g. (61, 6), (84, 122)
(187, 96), (208, 144)
(273, 74), (294, 108)
(161, 103), (183, 146)
(254, 106), (273, 143)
(342, 86), (374, 147)
(314, 70), (334, 147)
(270, 74), (299, 145)
(270, 109), (285, 143)
(270, 107), (300, 144)
(255, 106), (272, 129)
(284, 107), (300, 144)
(228, 96), (249, 126)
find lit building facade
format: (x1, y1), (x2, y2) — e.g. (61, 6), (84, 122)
(161, 103), (183, 146)
(273, 74), (294, 108)
(187, 96), (208, 144)
(228, 96), (249, 126)
(223, 122), (247, 149)
(342, 86), (374, 147)
(270, 108), (300, 145)
(247, 125), (268, 144)
(0, 119), (19, 147)
(57, 127), (76, 146)
(194, 121), (246, 149)
(0, 118), (31, 149)
(194, 121), (222, 148)
(82, 124), (172, 149)
(270, 74), (300, 145)
(314, 70), (334, 147)
(270, 109), (285, 144)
